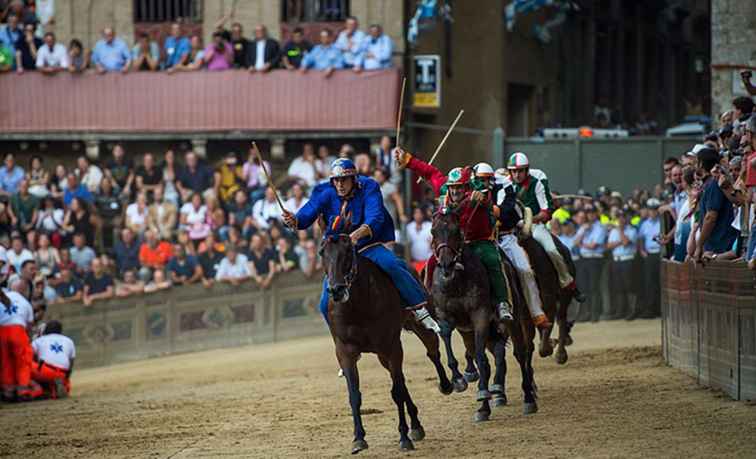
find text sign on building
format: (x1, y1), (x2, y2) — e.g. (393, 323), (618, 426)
(413, 55), (441, 108)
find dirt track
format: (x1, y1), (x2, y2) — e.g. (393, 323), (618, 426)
(1, 319), (754, 458)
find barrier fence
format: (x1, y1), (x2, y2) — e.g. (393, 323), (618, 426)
(47, 272), (327, 368)
(661, 260), (756, 401)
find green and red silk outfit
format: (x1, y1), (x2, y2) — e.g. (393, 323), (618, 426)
(407, 156), (509, 305)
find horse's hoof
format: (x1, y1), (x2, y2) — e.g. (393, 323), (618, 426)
(555, 348), (568, 365)
(439, 381), (454, 395)
(399, 439), (415, 451)
(489, 383), (504, 394)
(492, 394), (508, 407)
(463, 370), (479, 383)
(351, 439), (369, 454)
(539, 339), (554, 358)
(453, 378), (468, 393)
(476, 389), (491, 402)
(473, 410), (491, 422)
(523, 402), (538, 415)
(409, 426), (426, 442)
(564, 334), (574, 347)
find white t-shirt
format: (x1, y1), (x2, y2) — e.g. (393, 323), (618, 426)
(252, 199), (282, 230)
(7, 248), (34, 273)
(0, 290), (34, 327)
(36, 42), (69, 68)
(215, 254), (250, 280)
(180, 203), (207, 226)
(125, 203), (147, 228)
(287, 157), (317, 187)
(80, 165), (103, 193)
(255, 39), (266, 70)
(406, 221), (432, 262)
(284, 196), (309, 214)
(36, 208), (65, 232)
(32, 333), (76, 370)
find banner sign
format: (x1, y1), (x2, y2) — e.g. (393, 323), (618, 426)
(413, 54), (441, 109)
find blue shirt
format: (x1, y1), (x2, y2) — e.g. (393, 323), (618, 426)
(131, 41), (161, 62)
(335, 29), (366, 67)
(579, 221), (607, 258)
(63, 185), (94, 207)
(301, 44), (345, 70)
(0, 166), (24, 194)
(356, 34), (393, 70)
(700, 177), (738, 254)
(608, 225), (637, 259)
(0, 25), (21, 57)
(163, 36), (191, 68)
(295, 176), (394, 250)
(638, 218), (661, 254)
(167, 256), (198, 278)
(92, 37), (131, 71)
(558, 233), (580, 260)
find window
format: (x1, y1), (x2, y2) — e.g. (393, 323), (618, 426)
(134, 0), (202, 23)
(283, 0), (350, 23)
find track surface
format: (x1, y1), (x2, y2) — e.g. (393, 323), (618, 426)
(2, 319), (754, 458)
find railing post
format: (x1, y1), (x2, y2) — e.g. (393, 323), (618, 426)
(492, 127), (504, 165)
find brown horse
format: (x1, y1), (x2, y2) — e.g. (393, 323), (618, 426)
(321, 233), (453, 454)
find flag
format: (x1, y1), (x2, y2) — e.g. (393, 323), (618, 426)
(505, 0), (555, 31)
(408, 0), (438, 44)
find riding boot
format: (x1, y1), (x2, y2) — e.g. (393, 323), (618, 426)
(496, 301), (513, 322)
(413, 306), (441, 333)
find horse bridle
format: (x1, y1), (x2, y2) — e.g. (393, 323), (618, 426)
(324, 235), (359, 292)
(433, 242), (461, 266)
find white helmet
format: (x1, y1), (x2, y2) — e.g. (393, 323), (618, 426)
(473, 162), (495, 177)
(507, 152), (529, 170)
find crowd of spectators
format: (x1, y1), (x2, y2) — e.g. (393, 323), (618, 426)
(0, 10), (394, 75)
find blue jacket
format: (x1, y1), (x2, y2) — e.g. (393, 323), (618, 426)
(295, 176), (395, 250)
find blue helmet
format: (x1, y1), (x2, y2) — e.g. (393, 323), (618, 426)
(329, 158), (357, 179)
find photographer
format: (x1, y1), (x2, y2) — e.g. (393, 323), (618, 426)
(740, 70), (756, 97)
(203, 31), (232, 71)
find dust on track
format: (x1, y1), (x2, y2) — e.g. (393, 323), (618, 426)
(1, 319), (754, 458)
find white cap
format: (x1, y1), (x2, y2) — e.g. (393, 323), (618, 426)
(686, 144), (708, 157)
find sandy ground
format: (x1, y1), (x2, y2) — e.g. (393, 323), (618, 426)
(1, 319), (754, 458)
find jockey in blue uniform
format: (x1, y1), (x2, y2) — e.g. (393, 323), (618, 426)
(282, 158), (440, 333)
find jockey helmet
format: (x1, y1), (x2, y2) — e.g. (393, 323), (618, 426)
(494, 168), (509, 185)
(507, 152), (529, 170)
(473, 162), (495, 178)
(445, 167), (470, 187)
(329, 158), (357, 179)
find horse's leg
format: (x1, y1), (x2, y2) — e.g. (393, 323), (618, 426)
(409, 321), (454, 395)
(463, 345), (479, 383)
(514, 335), (538, 415)
(339, 350), (368, 454)
(439, 320), (467, 392)
(490, 332), (508, 408)
(465, 316), (493, 423)
(538, 293), (556, 358)
(379, 347), (416, 451)
(555, 294), (571, 365)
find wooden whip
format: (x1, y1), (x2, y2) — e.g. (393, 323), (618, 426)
(251, 142), (288, 213)
(396, 76), (406, 147)
(416, 109), (465, 184)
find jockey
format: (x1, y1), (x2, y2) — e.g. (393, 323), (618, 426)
(493, 167), (552, 329)
(394, 149), (514, 322)
(506, 152), (585, 302)
(282, 158), (440, 333)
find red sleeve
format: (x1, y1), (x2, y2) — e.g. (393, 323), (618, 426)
(407, 156), (446, 197)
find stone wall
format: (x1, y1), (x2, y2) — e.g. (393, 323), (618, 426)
(711, 0), (756, 122)
(53, 0), (134, 49)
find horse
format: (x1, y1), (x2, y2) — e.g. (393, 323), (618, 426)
(430, 209), (538, 420)
(320, 231), (453, 454)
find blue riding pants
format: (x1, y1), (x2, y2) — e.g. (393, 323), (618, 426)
(318, 244), (428, 322)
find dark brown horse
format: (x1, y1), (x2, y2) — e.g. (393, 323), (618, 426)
(431, 209), (538, 420)
(320, 233), (453, 454)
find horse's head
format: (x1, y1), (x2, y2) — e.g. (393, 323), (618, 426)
(321, 233), (358, 303)
(431, 208), (464, 278)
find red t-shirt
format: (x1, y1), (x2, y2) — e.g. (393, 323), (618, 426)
(745, 151), (756, 187)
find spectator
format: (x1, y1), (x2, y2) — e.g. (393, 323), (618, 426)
(694, 147), (738, 259)
(228, 189), (255, 238)
(104, 144), (134, 197)
(374, 135), (400, 184)
(7, 235), (33, 273)
(135, 153), (162, 198)
(131, 31), (159, 71)
(91, 26), (131, 73)
(34, 233), (60, 278)
(10, 180), (39, 234)
(247, 234), (276, 289)
(159, 149), (180, 205)
(35, 32), (68, 73)
(354, 152), (372, 175)
(242, 147), (269, 203)
(55, 248), (77, 278)
(198, 232), (224, 288)
(147, 186), (177, 241)
(406, 207), (432, 273)
(163, 22), (190, 70)
(62, 197), (95, 247)
(82, 258), (114, 306)
(113, 228), (140, 275)
(144, 268), (172, 293)
(204, 31), (233, 71)
(215, 152), (244, 207)
(35, 197), (64, 244)
(14, 21), (41, 73)
(167, 34), (204, 73)
(206, 196), (227, 237)
(288, 143), (318, 187)
(67, 38), (88, 72)
(76, 156), (103, 194)
(247, 24), (280, 73)
(53, 268), (82, 303)
(115, 269), (145, 298)
(274, 237), (298, 273)
(315, 145), (336, 179)
(227, 22), (248, 68)
(281, 27), (311, 70)
(138, 229), (173, 282)
(0, 153), (25, 197)
(606, 209), (637, 320)
(27, 156), (50, 198)
(94, 177), (123, 250)
(215, 244), (250, 286)
(667, 166), (696, 262)
(373, 168), (406, 227)
(34, 0), (55, 37)
(62, 173), (93, 206)
(177, 152), (213, 202)
(335, 16), (366, 69)
(298, 239), (321, 278)
(166, 244), (202, 286)
(284, 183), (309, 214)
(732, 96), (755, 132)
(575, 204), (606, 322)
(0, 13), (21, 61)
(662, 157), (680, 195)
(69, 233), (95, 275)
(354, 24), (392, 71)
(300, 29), (344, 76)
(252, 187), (283, 230)
(638, 199), (661, 318)
(180, 192), (211, 244)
